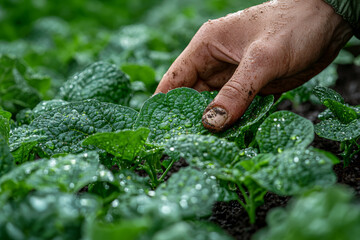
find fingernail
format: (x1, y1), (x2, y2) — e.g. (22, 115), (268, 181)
(202, 107), (228, 128)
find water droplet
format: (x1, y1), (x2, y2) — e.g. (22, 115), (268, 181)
(293, 157), (299, 163)
(169, 147), (175, 152)
(111, 199), (119, 207)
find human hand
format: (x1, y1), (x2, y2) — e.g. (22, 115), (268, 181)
(154, 0), (353, 132)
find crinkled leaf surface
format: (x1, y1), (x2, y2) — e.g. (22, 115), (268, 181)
(165, 134), (239, 170)
(0, 135), (14, 177)
(16, 99), (69, 125)
(134, 88), (207, 144)
(323, 99), (358, 123)
(315, 118), (360, 141)
(313, 86), (344, 104)
(220, 95), (274, 141)
(0, 152), (114, 195)
(248, 148), (336, 195)
(200, 91), (218, 105)
(9, 125), (47, 164)
(254, 186), (360, 240)
(0, 192), (101, 240)
(11, 99), (138, 156)
(82, 128), (150, 161)
(58, 62), (131, 105)
(256, 111), (314, 154)
(155, 168), (225, 218)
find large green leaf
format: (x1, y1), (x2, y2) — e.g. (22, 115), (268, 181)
(254, 186), (360, 240)
(10, 99), (138, 157)
(247, 148), (337, 195)
(219, 95), (274, 145)
(82, 128), (150, 161)
(165, 134), (239, 169)
(313, 86), (344, 104)
(0, 152), (114, 195)
(256, 111), (314, 153)
(134, 88), (207, 144)
(16, 99), (68, 125)
(0, 192), (101, 240)
(315, 118), (360, 141)
(58, 62), (131, 105)
(155, 167), (226, 218)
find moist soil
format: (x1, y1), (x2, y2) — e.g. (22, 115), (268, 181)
(209, 64), (360, 240)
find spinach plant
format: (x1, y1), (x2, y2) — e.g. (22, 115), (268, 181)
(254, 186), (360, 240)
(166, 111), (338, 224)
(313, 86), (360, 166)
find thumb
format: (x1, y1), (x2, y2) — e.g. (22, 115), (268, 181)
(202, 43), (278, 132)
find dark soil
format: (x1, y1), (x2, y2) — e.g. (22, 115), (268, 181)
(210, 64), (360, 240)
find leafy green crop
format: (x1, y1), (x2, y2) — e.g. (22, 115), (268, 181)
(0, 1), (351, 239)
(10, 99), (138, 157)
(0, 55), (51, 115)
(58, 62), (132, 105)
(134, 88), (208, 144)
(313, 86), (360, 166)
(166, 111), (337, 223)
(254, 186), (360, 240)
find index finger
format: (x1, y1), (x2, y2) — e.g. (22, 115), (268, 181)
(154, 49), (199, 94)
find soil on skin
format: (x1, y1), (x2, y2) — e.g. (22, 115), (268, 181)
(209, 64), (360, 240)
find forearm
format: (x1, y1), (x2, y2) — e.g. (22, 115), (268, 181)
(323, 0), (360, 38)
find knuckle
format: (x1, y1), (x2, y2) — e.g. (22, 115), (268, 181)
(246, 41), (279, 68)
(220, 81), (248, 101)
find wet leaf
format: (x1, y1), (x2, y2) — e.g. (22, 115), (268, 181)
(10, 99), (138, 157)
(0, 152), (114, 195)
(134, 88), (207, 144)
(256, 111), (314, 153)
(247, 148), (336, 195)
(58, 62), (131, 105)
(82, 128), (150, 161)
(0, 135), (14, 177)
(315, 118), (360, 141)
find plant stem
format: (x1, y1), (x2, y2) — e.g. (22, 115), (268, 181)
(158, 158), (176, 182)
(236, 183), (256, 224)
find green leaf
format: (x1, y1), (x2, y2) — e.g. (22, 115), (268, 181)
(0, 135), (14, 177)
(134, 88), (207, 144)
(323, 99), (358, 124)
(155, 168), (226, 218)
(152, 221), (233, 240)
(0, 152), (114, 195)
(121, 64), (157, 91)
(219, 95), (274, 143)
(9, 125), (47, 164)
(248, 148), (336, 195)
(87, 219), (148, 240)
(313, 86), (344, 104)
(333, 49), (354, 65)
(256, 111), (314, 153)
(82, 128), (150, 161)
(315, 118), (360, 141)
(200, 91), (218, 105)
(11, 99), (138, 157)
(0, 192), (101, 240)
(254, 186), (360, 240)
(16, 99), (69, 125)
(0, 55), (49, 114)
(0, 109), (11, 142)
(165, 134), (240, 169)
(58, 62), (131, 105)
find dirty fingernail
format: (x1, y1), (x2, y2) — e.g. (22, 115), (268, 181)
(202, 107), (228, 128)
